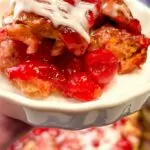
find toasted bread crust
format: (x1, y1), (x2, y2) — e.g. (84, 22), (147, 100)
(90, 25), (149, 73)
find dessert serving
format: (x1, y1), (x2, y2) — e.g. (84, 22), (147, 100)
(0, 0), (149, 102)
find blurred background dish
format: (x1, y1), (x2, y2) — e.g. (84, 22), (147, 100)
(7, 109), (150, 150)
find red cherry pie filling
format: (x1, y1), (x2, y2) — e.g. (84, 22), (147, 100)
(0, 0), (149, 101)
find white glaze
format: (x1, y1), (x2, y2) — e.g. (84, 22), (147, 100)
(8, 0), (132, 43)
(9, 0), (98, 42)
(3, 16), (13, 24)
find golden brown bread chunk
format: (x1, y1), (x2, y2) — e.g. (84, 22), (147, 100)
(0, 39), (18, 71)
(2, 12), (65, 55)
(2, 11), (87, 56)
(12, 78), (56, 98)
(90, 25), (149, 74)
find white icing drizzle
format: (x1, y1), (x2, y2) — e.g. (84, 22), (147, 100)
(9, 0), (98, 43)
(8, 0), (131, 43)
(3, 16), (14, 24)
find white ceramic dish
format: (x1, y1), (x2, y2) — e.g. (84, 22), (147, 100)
(0, 0), (150, 130)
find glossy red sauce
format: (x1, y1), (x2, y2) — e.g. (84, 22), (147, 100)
(7, 45), (118, 101)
